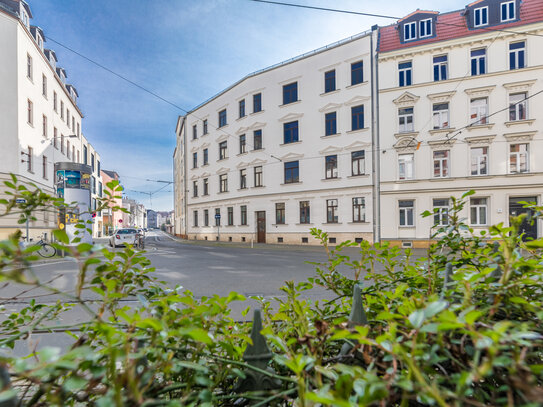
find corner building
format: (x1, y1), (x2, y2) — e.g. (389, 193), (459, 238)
(175, 29), (379, 244)
(378, 0), (543, 247)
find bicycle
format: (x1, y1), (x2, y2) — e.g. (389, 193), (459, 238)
(135, 233), (145, 250)
(21, 235), (57, 258)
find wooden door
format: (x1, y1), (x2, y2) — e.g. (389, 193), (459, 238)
(256, 211), (266, 243)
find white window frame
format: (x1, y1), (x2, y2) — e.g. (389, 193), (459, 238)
(501, 1), (515, 22)
(432, 103), (450, 129)
(398, 153), (414, 180)
(419, 18), (432, 38)
(474, 6), (489, 27)
(433, 199), (450, 226)
(399, 200), (415, 227)
(433, 150), (449, 178)
(470, 48), (486, 75)
(470, 146), (488, 176)
(398, 61), (412, 87)
(433, 55), (448, 81)
(470, 97), (488, 125)
(470, 198), (488, 226)
(509, 92), (527, 121)
(404, 21), (417, 41)
(509, 143), (529, 173)
(398, 107), (414, 133)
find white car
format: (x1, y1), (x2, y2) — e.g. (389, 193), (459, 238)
(109, 228), (138, 248)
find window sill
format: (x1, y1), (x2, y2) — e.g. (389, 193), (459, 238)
(236, 116), (246, 122)
(466, 123), (495, 131)
(218, 191), (229, 194)
(322, 133), (342, 139)
(348, 221), (369, 224)
(224, 225), (236, 227)
(396, 179), (417, 183)
(279, 100), (302, 107)
(346, 81), (368, 89)
(508, 171), (532, 176)
(325, 222), (342, 225)
(347, 127), (369, 135)
(218, 124), (229, 130)
(505, 119), (535, 127)
(296, 223), (313, 226)
(429, 127), (455, 135)
(252, 185), (265, 189)
(321, 177), (341, 181)
(272, 223), (288, 226)
(429, 177), (453, 181)
(399, 225), (416, 228)
(250, 110), (264, 116)
(395, 131), (418, 138)
(238, 224), (250, 227)
(281, 181), (302, 186)
(237, 188), (249, 192)
(347, 174), (370, 179)
(217, 158), (229, 162)
(280, 140), (302, 146)
(252, 148), (265, 152)
(320, 89), (340, 96)
(237, 152), (248, 157)
(202, 163), (209, 167)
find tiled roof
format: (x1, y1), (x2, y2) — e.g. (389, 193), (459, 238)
(379, 0), (543, 53)
(398, 9), (438, 22)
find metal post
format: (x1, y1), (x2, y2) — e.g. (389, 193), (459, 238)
(217, 224), (220, 241)
(26, 218), (29, 242)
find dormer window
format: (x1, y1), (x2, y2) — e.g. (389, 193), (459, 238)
(474, 7), (488, 27)
(501, 1), (515, 22)
(404, 22), (417, 41)
(21, 11), (29, 27)
(419, 19), (432, 38)
(37, 36), (43, 49)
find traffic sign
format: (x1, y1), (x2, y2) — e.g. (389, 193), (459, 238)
(215, 214), (221, 220)
(16, 198), (26, 204)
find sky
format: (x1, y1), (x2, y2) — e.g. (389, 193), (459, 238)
(31, 0), (466, 211)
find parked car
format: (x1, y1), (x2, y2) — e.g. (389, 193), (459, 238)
(109, 228), (138, 248)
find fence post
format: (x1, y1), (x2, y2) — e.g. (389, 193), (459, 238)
(0, 363), (18, 407)
(340, 284), (368, 357)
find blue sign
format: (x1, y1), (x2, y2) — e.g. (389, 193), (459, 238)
(16, 198), (26, 204)
(215, 214), (221, 220)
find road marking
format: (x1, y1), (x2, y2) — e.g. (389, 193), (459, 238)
(31, 259), (75, 268)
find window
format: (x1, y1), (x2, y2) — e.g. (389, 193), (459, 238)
(192, 125), (197, 140)
(192, 152), (198, 169)
(203, 178), (209, 195)
(351, 150), (365, 176)
(83, 145), (88, 164)
(433, 103), (450, 129)
(325, 155), (338, 179)
(27, 99), (33, 125)
(61, 134), (65, 154)
(193, 181), (198, 197)
(282, 82), (298, 105)
(26, 54), (32, 80)
(501, 1), (515, 21)
(26, 146), (33, 172)
(419, 18), (432, 37)
(204, 209), (209, 226)
(239, 134), (246, 154)
(433, 55), (448, 81)
(240, 206), (247, 226)
(509, 41), (525, 70)
(325, 112), (337, 136)
(275, 203), (285, 224)
(284, 161), (299, 184)
(474, 7), (488, 27)
(253, 93), (262, 113)
(98, 182), (102, 197)
(470, 198), (488, 226)
(404, 21), (416, 41)
(42, 155), (47, 179)
(351, 61), (363, 85)
(218, 109), (227, 127)
(398, 153), (414, 180)
(254, 166), (263, 187)
(326, 199), (338, 223)
(399, 61), (412, 87)
(193, 211), (198, 227)
(240, 169), (247, 189)
(299, 201), (310, 224)
(227, 207), (234, 226)
(72, 117), (75, 133)
(77, 123), (80, 138)
(399, 107), (414, 133)
(352, 197), (365, 222)
(470, 98), (488, 125)
(471, 147), (488, 176)
(60, 101), (64, 120)
(283, 121), (299, 144)
(91, 154), (95, 172)
(219, 141), (227, 160)
(471, 49), (486, 76)
(510, 143), (529, 173)
(42, 115), (47, 137)
(72, 146), (75, 163)
(433, 150), (449, 178)
(253, 130), (262, 150)
(324, 70), (336, 93)
(219, 174), (228, 192)
(399, 200), (414, 226)
(509, 92), (527, 121)
(203, 119), (208, 135)
(53, 128), (58, 149)
(239, 99), (245, 118)
(351, 105), (364, 130)
(203, 148), (208, 165)
(67, 140), (71, 160)
(215, 208), (221, 226)
(67, 109), (70, 125)
(433, 199), (449, 226)
(42, 74), (47, 98)
(53, 92), (57, 112)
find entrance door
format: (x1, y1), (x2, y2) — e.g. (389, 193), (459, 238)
(509, 197), (538, 240)
(256, 211), (266, 243)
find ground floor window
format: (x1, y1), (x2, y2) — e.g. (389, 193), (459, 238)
(470, 198), (487, 226)
(327, 199), (338, 223)
(300, 201), (310, 224)
(433, 198), (449, 226)
(275, 203), (285, 224)
(399, 200), (414, 226)
(352, 197), (365, 222)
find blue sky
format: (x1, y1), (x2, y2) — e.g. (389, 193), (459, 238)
(31, 0), (465, 211)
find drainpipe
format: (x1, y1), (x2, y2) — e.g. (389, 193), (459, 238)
(370, 25), (381, 244)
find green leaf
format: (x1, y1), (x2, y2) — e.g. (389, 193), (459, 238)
(424, 300), (448, 319)
(63, 376), (88, 392)
(408, 309), (425, 329)
(53, 229), (70, 244)
(465, 310), (484, 325)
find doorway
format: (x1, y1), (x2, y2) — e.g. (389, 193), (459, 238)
(256, 211), (266, 243)
(509, 196), (538, 240)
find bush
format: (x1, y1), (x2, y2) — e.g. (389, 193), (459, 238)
(0, 180), (542, 406)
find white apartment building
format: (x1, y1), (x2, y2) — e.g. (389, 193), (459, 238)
(81, 135), (104, 237)
(0, 0), (104, 240)
(175, 28), (379, 244)
(378, 0), (543, 247)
